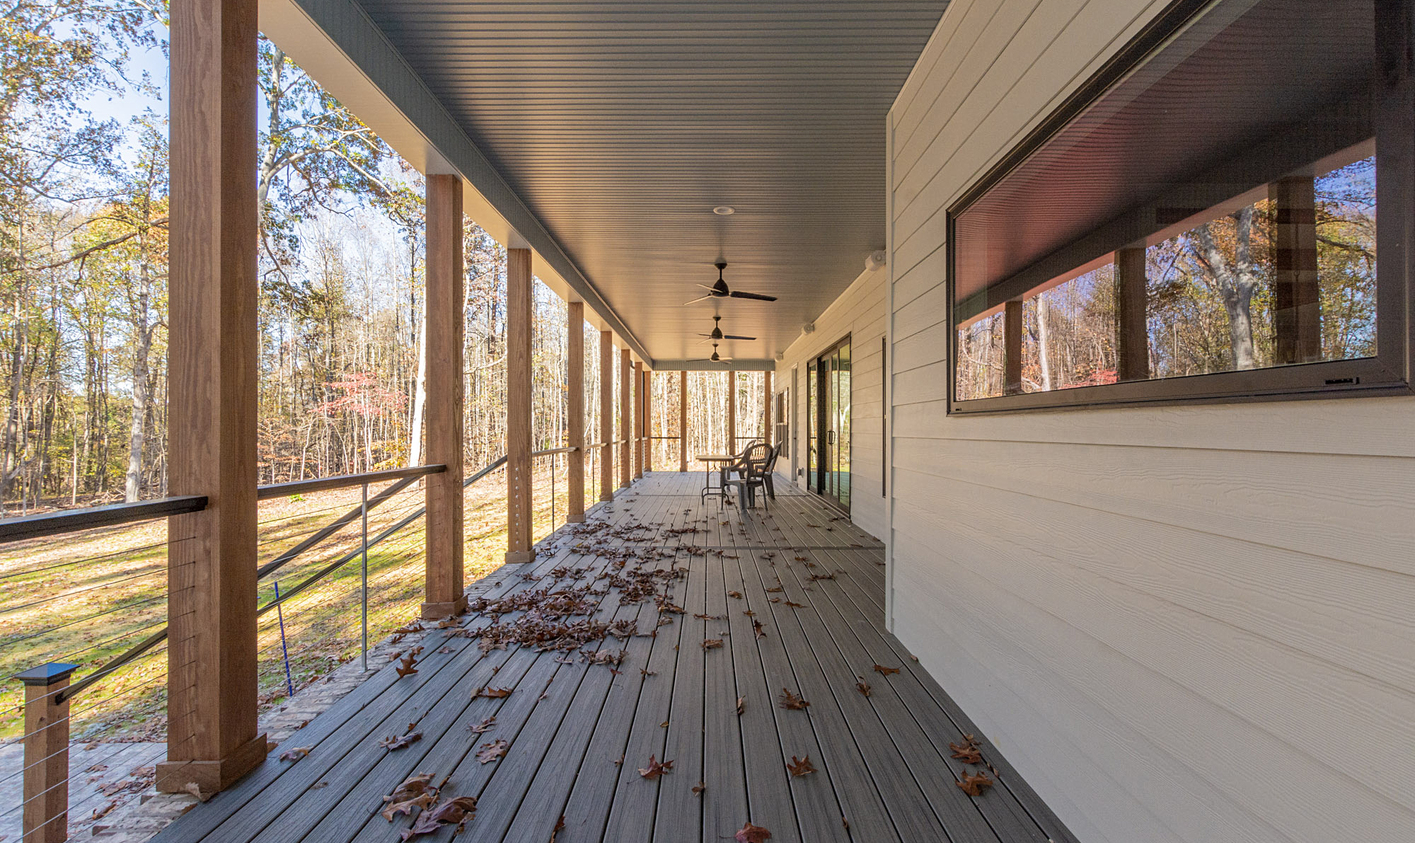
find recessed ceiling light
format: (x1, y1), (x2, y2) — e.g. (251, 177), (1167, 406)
(712, 206), (735, 216)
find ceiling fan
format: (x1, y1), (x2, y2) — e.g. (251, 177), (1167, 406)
(697, 315), (756, 344)
(688, 342), (732, 365)
(683, 261), (778, 305)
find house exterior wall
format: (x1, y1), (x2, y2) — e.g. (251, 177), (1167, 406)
(778, 266), (888, 541)
(885, 1), (1415, 841)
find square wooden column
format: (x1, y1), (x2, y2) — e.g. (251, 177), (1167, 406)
(422, 174), (468, 615)
(161, 0), (265, 793)
(619, 348), (632, 488)
(727, 371), (737, 451)
(1115, 246), (1150, 382)
(763, 369), (773, 445)
(506, 248), (533, 563)
(1272, 175), (1322, 364)
(1003, 300), (1023, 395)
(644, 371), (653, 472)
(566, 301), (586, 523)
(632, 361), (643, 480)
(599, 331), (614, 501)
(678, 370), (687, 472)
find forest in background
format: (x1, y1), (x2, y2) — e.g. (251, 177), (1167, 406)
(0, 1), (771, 515)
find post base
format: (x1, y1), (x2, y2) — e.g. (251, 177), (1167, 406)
(505, 549), (534, 564)
(420, 593), (469, 621)
(156, 732), (267, 796)
(566, 513), (585, 523)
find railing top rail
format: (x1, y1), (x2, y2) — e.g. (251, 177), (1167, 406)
(256, 464), (446, 500)
(531, 446), (577, 457)
(0, 495), (208, 545)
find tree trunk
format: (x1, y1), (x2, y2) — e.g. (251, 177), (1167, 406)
(1037, 295), (1053, 391)
(408, 305), (427, 467)
(125, 252), (153, 502)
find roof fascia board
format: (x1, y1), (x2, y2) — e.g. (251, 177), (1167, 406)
(258, 0), (652, 364)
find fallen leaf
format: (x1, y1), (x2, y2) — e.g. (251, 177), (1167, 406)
(727, 591), (743, 599)
(379, 728), (423, 751)
(782, 600), (805, 608)
(786, 755), (817, 777)
(474, 686), (513, 699)
(702, 638), (724, 650)
(278, 747), (311, 762)
(856, 678), (872, 697)
(778, 688), (810, 710)
(396, 653), (419, 678)
(92, 800), (117, 820)
(550, 813), (566, 842)
(957, 770), (993, 797)
(692, 781), (706, 796)
(401, 795), (478, 840)
(182, 782), (210, 802)
(765, 586), (783, 593)
(752, 619), (766, 639)
(638, 755), (674, 779)
(468, 716), (497, 735)
(735, 821), (773, 842)
(477, 739), (509, 764)
(873, 664), (901, 676)
(381, 773), (438, 821)
(736, 695), (746, 715)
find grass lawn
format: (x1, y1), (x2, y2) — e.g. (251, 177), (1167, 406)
(0, 459), (587, 743)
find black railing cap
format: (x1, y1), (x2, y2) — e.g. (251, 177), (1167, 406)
(15, 662), (78, 686)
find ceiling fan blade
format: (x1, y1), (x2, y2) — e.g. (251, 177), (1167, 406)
(721, 334), (756, 341)
(729, 290), (777, 302)
(682, 295), (713, 306)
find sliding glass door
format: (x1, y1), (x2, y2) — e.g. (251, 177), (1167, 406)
(808, 337), (850, 512)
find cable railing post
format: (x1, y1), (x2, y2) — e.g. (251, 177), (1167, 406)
(551, 452), (557, 535)
(360, 480), (369, 673)
(16, 662), (77, 843)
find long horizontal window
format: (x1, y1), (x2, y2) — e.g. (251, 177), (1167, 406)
(947, 0), (1411, 411)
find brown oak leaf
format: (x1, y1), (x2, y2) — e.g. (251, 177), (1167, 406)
(400, 795), (478, 840)
(395, 653), (419, 678)
(702, 638), (724, 650)
(786, 755), (817, 777)
(735, 821), (773, 842)
(782, 600), (805, 608)
(736, 695), (746, 715)
(468, 716), (497, 735)
(278, 746), (311, 762)
(957, 770), (994, 797)
(378, 727), (423, 751)
(474, 686), (513, 699)
(692, 781), (706, 795)
(381, 773), (437, 821)
(752, 619), (766, 639)
(727, 591), (743, 599)
(550, 813), (566, 842)
(778, 688), (810, 710)
(872, 664), (901, 676)
(477, 739), (509, 764)
(638, 755), (674, 779)
(856, 678), (872, 697)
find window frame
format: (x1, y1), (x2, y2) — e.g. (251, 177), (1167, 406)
(944, 0), (1414, 415)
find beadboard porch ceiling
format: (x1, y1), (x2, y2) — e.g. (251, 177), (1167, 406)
(302, 0), (949, 364)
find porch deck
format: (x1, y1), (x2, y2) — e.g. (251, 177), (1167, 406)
(152, 472), (1073, 843)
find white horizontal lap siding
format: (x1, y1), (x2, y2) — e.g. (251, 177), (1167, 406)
(779, 266), (887, 541)
(887, 1), (1415, 841)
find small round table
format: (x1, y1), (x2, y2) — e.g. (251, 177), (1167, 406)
(696, 454), (734, 503)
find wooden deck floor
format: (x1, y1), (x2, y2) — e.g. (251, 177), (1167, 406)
(152, 472), (1075, 843)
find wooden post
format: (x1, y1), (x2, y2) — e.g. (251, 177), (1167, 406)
(620, 348), (632, 488)
(632, 361), (643, 480)
(506, 248), (533, 563)
(423, 175), (467, 614)
(17, 663), (76, 843)
(1115, 246), (1150, 382)
(1272, 176), (1322, 364)
(644, 370), (653, 473)
(599, 331), (614, 501)
(763, 369), (773, 445)
(161, 0), (266, 793)
(566, 301), (585, 523)
(1003, 300), (1023, 395)
(679, 370), (687, 472)
(727, 370), (737, 452)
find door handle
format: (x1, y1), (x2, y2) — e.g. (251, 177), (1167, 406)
(826, 430), (836, 445)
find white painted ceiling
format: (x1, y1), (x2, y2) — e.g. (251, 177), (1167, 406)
(354, 0), (950, 363)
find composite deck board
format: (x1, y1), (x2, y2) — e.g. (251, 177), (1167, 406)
(154, 472), (1072, 843)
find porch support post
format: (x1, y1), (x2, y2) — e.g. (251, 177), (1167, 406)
(422, 174), (467, 615)
(633, 361), (643, 480)
(1271, 175), (1322, 364)
(620, 348), (631, 488)
(644, 371), (653, 472)
(160, 0), (265, 793)
(1115, 246), (1150, 382)
(506, 248), (533, 563)
(566, 301), (585, 523)
(763, 369), (773, 445)
(1003, 300), (1023, 395)
(727, 371), (737, 450)
(599, 331), (614, 501)
(17, 663), (76, 843)
(679, 370), (687, 472)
